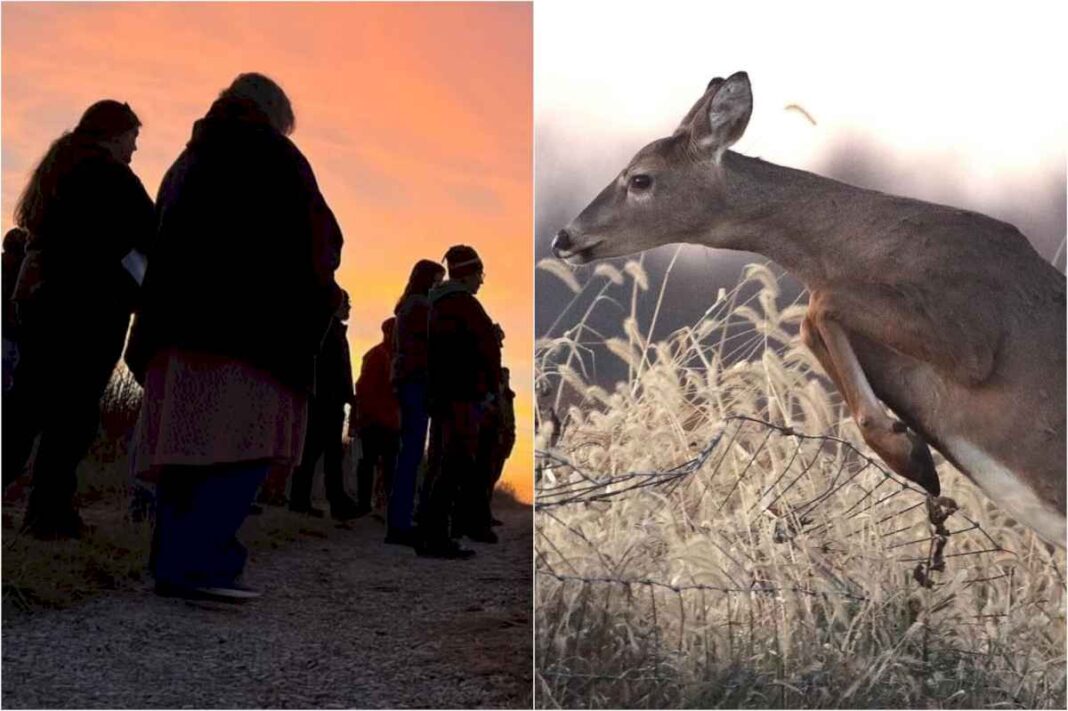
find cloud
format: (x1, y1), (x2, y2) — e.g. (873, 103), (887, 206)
(447, 183), (504, 214)
(2, 2), (535, 496)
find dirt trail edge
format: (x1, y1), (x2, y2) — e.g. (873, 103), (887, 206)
(2, 505), (533, 709)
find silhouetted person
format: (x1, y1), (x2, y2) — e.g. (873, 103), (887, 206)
(486, 365), (517, 525)
(420, 245), (501, 558)
(354, 317), (402, 518)
(2, 227), (29, 394)
(387, 259), (445, 546)
(289, 290), (361, 520)
(3, 101), (153, 538)
(454, 324), (507, 541)
(125, 73), (343, 602)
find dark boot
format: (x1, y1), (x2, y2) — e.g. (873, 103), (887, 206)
(461, 526), (498, 544)
(288, 501), (325, 518)
(415, 537), (475, 559)
(24, 505), (87, 540)
(384, 527), (420, 547)
(330, 495), (365, 521)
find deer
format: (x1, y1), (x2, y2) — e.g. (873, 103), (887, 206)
(551, 71), (1066, 548)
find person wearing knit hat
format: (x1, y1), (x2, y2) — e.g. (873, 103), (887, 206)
(443, 244), (485, 282)
(420, 244), (502, 558)
(2, 100), (154, 539)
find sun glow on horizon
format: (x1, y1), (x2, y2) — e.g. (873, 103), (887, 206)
(2, 2), (534, 501)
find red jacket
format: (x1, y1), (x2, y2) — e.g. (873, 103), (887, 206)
(355, 341), (400, 431)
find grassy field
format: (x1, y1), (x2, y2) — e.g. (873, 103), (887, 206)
(1, 365), (333, 613)
(534, 258), (1066, 709)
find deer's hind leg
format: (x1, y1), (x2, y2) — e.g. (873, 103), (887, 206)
(802, 310), (940, 495)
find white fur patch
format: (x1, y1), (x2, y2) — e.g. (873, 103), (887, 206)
(945, 438), (1066, 548)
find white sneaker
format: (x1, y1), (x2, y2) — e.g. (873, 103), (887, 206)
(197, 585), (262, 602)
(155, 581), (261, 603)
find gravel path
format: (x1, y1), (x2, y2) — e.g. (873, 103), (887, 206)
(2, 506), (532, 708)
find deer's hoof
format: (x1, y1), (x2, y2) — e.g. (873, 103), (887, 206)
(905, 430), (940, 496)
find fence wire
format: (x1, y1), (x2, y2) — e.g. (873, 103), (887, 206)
(536, 414), (1005, 562)
(535, 415), (1065, 708)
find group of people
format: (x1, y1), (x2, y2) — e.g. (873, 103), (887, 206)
(1, 71), (514, 602)
(272, 248), (517, 561)
(366, 251), (516, 558)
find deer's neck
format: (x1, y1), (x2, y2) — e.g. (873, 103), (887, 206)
(711, 152), (872, 286)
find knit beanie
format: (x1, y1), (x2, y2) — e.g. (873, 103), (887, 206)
(443, 244), (483, 279)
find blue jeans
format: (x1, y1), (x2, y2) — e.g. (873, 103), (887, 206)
(151, 461), (269, 588)
(388, 380), (429, 532)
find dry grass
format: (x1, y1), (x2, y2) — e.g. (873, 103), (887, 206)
(2, 367), (148, 611)
(3, 364), (530, 615)
(3, 367), (350, 614)
(535, 257), (1066, 708)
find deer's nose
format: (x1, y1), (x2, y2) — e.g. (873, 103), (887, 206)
(552, 229), (573, 256)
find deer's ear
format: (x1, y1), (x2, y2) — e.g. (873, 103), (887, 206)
(691, 71), (752, 160)
(674, 77), (724, 135)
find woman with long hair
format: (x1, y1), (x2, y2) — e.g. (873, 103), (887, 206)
(125, 73), (343, 601)
(385, 259), (445, 546)
(2, 100), (154, 539)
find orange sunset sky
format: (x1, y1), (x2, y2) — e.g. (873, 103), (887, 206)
(1, 2), (534, 500)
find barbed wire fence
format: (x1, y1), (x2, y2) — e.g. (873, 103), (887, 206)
(534, 415), (1065, 709)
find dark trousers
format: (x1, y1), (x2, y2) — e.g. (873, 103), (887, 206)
(454, 417), (498, 533)
(2, 304), (128, 520)
(488, 427), (516, 501)
(356, 424), (399, 510)
(289, 399), (349, 509)
(389, 380), (429, 532)
(414, 413), (442, 526)
(422, 401), (482, 545)
(151, 461), (268, 588)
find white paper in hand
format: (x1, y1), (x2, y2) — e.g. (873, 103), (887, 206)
(122, 249), (147, 286)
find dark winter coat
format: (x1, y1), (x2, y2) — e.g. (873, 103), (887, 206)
(315, 317), (355, 405)
(427, 281), (501, 407)
(3, 228), (29, 337)
(125, 98), (343, 392)
(391, 293), (431, 385)
(12, 140), (154, 321)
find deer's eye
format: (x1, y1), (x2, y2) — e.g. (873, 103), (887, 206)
(628, 174), (653, 191)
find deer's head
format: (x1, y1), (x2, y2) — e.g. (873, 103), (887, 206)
(553, 71), (753, 264)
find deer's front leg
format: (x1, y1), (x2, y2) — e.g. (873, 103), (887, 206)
(804, 311), (941, 495)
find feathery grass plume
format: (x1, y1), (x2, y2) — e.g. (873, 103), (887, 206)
(593, 262), (625, 285)
(535, 263), (1066, 709)
(537, 257), (582, 293)
(622, 259), (649, 291)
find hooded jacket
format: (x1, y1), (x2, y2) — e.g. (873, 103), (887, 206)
(427, 280), (501, 406)
(125, 97), (343, 392)
(356, 321), (400, 430)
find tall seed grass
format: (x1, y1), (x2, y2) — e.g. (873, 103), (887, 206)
(534, 256), (1066, 709)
